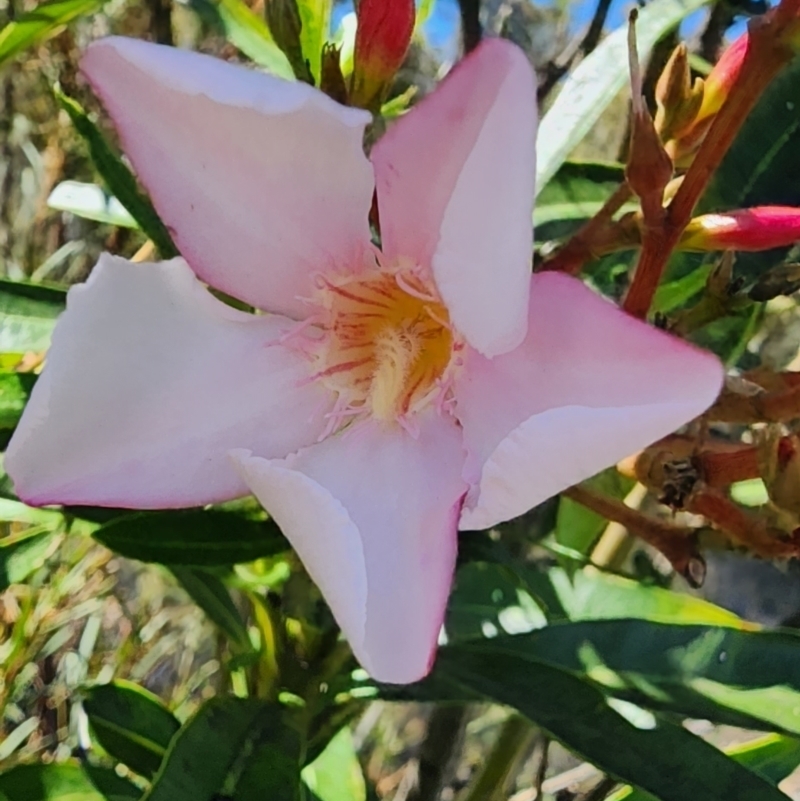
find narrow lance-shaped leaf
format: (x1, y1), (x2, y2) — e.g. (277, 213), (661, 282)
(83, 680), (180, 779)
(536, 0), (712, 192)
(0, 0), (104, 69)
(172, 567), (252, 652)
(420, 651), (789, 801)
(92, 509), (288, 567)
(54, 87), (178, 257)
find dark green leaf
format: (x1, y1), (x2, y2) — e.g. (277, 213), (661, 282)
(608, 734), (800, 800)
(55, 88), (178, 258)
(0, 0), (104, 68)
(143, 697), (301, 801)
(425, 650), (787, 801)
(172, 567), (252, 650)
(83, 680), (180, 779)
(0, 763), (139, 801)
(92, 509), (288, 566)
(700, 54), (800, 292)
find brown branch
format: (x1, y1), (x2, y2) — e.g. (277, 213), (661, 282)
(623, 5), (799, 318)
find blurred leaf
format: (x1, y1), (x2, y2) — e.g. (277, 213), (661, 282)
(0, 277), (65, 353)
(607, 734), (800, 800)
(534, 161), (628, 227)
(296, 0), (331, 82)
(652, 263), (713, 313)
(302, 727), (366, 801)
(92, 509), (288, 566)
(55, 88), (178, 258)
(0, 763), (139, 801)
(0, 497), (62, 525)
(47, 181), (139, 228)
(0, 0), (103, 68)
(172, 567), (252, 651)
(424, 650), (787, 801)
(730, 478), (770, 507)
(0, 530), (57, 591)
(84, 680), (180, 779)
(0, 373), (36, 430)
(551, 568), (745, 627)
(213, 0), (295, 78)
(536, 0), (711, 192)
(555, 470), (634, 558)
(143, 697), (302, 801)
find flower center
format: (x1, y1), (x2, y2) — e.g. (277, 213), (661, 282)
(311, 266), (456, 424)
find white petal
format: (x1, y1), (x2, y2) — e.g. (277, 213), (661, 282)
(6, 254), (332, 507)
(232, 411), (467, 683)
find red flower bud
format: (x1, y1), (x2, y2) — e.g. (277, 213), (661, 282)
(351, 0), (415, 110)
(680, 206), (800, 252)
(696, 32), (749, 123)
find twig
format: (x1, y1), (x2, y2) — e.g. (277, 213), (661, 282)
(538, 0), (615, 101)
(458, 0), (482, 54)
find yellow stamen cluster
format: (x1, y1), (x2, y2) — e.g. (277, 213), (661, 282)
(314, 269), (454, 422)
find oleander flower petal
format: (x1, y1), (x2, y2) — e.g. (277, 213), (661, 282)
(81, 37), (375, 318)
(371, 38), (537, 357)
(454, 272), (725, 530)
(231, 410), (467, 683)
(6, 255), (332, 508)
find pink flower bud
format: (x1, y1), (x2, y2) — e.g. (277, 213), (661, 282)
(351, 0), (415, 110)
(696, 33), (749, 123)
(680, 206), (800, 252)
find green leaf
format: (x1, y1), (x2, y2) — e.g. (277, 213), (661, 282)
(296, 0), (331, 82)
(652, 263), (713, 314)
(607, 734), (800, 800)
(172, 567), (252, 651)
(92, 509), (288, 567)
(47, 181), (139, 228)
(302, 728), (366, 801)
(0, 763), (139, 801)
(0, 373), (36, 430)
(536, 0), (711, 193)
(444, 620), (800, 735)
(0, 0), (103, 68)
(55, 89), (178, 258)
(426, 650), (788, 801)
(213, 0), (295, 78)
(555, 470), (634, 558)
(534, 161), (630, 228)
(143, 697), (302, 801)
(551, 567), (746, 627)
(0, 530), (58, 591)
(83, 680), (180, 779)
(0, 278), (65, 353)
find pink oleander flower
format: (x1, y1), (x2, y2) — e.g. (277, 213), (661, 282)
(6, 37), (723, 683)
(680, 206), (800, 252)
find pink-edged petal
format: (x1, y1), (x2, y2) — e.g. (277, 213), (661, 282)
(6, 254), (332, 508)
(231, 411), (467, 683)
(81, 37), (375, 318)
(455, 272), (724, 530)
(371, 38), (537, 357)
